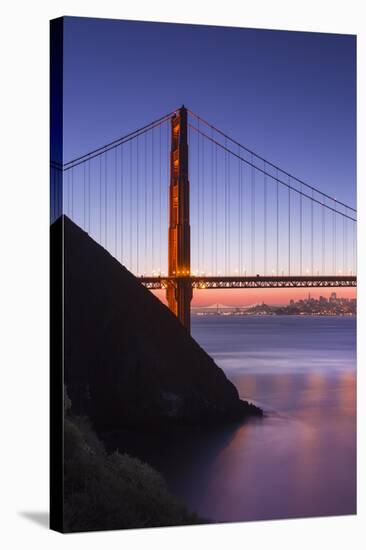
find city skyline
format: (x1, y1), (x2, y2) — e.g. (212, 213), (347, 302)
(191, 290), (356, 309)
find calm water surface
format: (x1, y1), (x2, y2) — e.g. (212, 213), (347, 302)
(154, 316), (356, 522)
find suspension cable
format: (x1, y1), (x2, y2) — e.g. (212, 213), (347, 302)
(189, 123), (356, 222)
(63, 110), (177, 170)
(188, 108), (356, 213)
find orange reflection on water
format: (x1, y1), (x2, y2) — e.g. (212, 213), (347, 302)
(273, 372), (293, 398)
(338, 370), (356, 416)
(299, 370), (327, 414)
(234, 373), (258, 400)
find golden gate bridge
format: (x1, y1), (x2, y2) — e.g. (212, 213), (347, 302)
(50, 106), (357, 333)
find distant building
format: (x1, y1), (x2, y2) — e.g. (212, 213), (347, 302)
(330, 292), (337, 302)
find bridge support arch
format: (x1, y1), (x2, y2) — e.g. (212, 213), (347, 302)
(166, 106), (193, 331)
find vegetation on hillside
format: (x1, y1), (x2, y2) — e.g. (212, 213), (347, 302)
(63, 389), (204, 532)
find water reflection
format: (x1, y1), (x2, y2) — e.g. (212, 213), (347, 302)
(106, 316), (356, 523)
(184, 316), (356, 522)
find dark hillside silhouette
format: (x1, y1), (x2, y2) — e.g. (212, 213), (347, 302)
(53, 216), (261, 430)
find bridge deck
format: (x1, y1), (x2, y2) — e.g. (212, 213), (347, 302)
(139, 275), (357, 290)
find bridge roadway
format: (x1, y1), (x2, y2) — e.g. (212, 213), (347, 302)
(139, 275), (357, 290)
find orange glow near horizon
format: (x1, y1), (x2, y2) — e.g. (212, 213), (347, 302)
(152, 287), (356, 307)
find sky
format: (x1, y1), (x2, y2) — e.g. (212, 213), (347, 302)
(153, 287), (356, 307)
(62, 17), (356, 305)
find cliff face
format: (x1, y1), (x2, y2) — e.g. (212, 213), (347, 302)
(55, 216), (261, 429)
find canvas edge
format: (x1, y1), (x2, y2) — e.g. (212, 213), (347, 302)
(50, 16), (65, 534)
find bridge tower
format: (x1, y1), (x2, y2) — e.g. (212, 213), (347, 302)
(166, 106), (193, 332)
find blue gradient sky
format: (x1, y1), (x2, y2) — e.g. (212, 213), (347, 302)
(63, 17), (356, 206)
(62, 17), (356, 304)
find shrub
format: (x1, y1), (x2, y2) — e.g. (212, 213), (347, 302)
(63, 388), (203, 532)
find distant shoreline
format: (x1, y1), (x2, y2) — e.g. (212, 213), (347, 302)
(192, 295), (356, 317)
(192, 312), (356, 317)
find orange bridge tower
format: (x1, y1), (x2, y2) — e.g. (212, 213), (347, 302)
(166, 106), (193, 332)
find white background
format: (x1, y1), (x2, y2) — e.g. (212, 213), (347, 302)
(0, 1), (365, 548)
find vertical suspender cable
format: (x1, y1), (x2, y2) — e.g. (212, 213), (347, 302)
(136, 135), (139, 274)
(276, 169), (279, 276)
(198, 120), (200, 274)
(160, 124), (162, 274)
(225, 140), (227, 275)
(152, 128), (154, 274)
(300, 183), (302, 275)
(343, 207), (346, 274)
(322, 200), (325, 275)
(239, 147), (242, 275)
(212, 127), (215, 275)
(88, 159), (91, 233)
(69, 167), (72, 220)
(311, 190), (314, 276)
(130, 141), (132, 271)
(251, 156), (255, 275)
(99, 156), (102, 244)
(105, 152), (108, 249)
(145, 132), (147, 273)
(333, 200), (336, 274)
(227, 145), (230, 274)
(115, 147), (117, 258)
(354, 221), (356, 275)
(71, 167), (74, 220)
(288, 177), (291, 276)
(264, 161), (267, 276)
(300, 184), (302, 275)
(215, 136), (218, 275)
(202, 137), (205, 272)
(65, 170), (68, 217)
(242, 156), (245, 275)
(83, 161), (86, 229)
(65, 170), (66, 218)
(120, 144), (123, 263)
